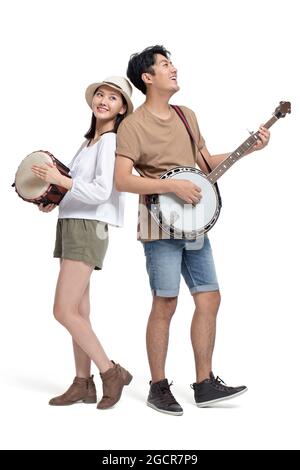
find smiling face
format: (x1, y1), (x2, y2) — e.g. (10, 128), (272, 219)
(142, 53), (179, 95)
(91, 85), (127, 122)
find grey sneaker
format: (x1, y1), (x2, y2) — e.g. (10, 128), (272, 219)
(191, 372), (248, 407)
(147, 379), (183, 416)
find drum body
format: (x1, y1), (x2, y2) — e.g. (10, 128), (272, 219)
(13, 150), (70, 205)
(146, 167), (221, 240)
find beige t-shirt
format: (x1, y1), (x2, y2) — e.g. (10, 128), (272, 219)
(116, 104), (205, 240)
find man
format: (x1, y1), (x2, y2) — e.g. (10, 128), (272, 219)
(115, 45), (270, 416)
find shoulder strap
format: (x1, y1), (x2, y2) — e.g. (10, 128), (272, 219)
(171, 104), (222, 206)
(171, 105), (212, 174)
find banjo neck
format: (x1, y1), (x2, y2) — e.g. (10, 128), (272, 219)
(208, 113), (281, 185)
(149, 102), (290, 240)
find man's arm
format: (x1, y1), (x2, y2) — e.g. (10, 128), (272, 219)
(196, 125), (270, 171)
(196, 145), (229, 171)
(114, 156), (202, 204)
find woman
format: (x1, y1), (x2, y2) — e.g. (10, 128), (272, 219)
(31, 76), (133, 410)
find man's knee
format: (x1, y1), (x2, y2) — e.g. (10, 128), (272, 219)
(151, 296), (178, 318)
(211, 290), (221, 306)
(193, 290), (221, 311)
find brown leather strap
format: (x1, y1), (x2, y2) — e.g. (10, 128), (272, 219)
(171, 105), (212, 174)
(171, 105), (222, 206)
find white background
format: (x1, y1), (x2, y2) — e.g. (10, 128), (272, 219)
(1, 0), (299, 450)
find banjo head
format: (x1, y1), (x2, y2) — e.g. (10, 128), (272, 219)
(14, 151), (53, 199)
(149, 167), (220, 239)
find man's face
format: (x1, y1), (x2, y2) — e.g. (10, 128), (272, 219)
(145, 53), (179, 94)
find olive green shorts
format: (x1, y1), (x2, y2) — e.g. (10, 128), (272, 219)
(53, 218), (109, 270)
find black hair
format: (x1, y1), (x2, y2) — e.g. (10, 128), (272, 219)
(84, 90), (127, 140)
(127, 45), (171, 95)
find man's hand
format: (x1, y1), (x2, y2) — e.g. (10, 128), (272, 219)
(171, 179), (202, 204)
(253, 125), (270, 151)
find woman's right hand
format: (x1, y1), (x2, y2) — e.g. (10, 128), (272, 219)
(171, 179), (202, 204)
(38, 203), (56, 212)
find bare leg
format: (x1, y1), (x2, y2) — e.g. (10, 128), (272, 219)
(53, 259), (112, 373)
(72, 283), (92, 378)
(58, 260), (92, 378)
(146, 296), (177, 383)
(191, 291), (221, 382)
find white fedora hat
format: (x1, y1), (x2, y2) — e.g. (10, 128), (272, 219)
(85, 76), (133, 115)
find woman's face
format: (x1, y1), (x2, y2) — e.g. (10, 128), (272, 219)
(92, 85), (126, 121)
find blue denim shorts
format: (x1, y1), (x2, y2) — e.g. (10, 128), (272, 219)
(142, 236), (219, 297)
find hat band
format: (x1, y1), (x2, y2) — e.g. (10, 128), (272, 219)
(103, 81), (122, 91)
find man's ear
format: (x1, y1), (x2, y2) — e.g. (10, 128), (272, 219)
(142, 72), (153, 86)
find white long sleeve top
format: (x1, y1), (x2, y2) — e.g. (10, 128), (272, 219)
(58, 132), (125, 227)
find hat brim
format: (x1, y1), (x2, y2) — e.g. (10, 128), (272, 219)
(85, 82), (133, 116)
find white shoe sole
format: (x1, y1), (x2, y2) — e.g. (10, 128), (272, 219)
(147, 401), (183, 416)
(196, 387), (248, 407)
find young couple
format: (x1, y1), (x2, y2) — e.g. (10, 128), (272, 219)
(32, 45), (270, 416)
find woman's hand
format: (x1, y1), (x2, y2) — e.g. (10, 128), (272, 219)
(31, 162), (62, 186)
(38, 203), (56, 212)
(31, 162), (72, 190)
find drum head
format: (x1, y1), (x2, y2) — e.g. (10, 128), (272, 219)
(158, 171), (218, 235)
(15, 151), (52, 199)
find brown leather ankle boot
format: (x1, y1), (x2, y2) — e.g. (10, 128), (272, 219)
(49, 375), (97, 406)
(97, 362), (132, 409)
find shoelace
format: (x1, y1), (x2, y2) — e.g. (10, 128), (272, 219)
(160, 381), (173, 394)
(158, 381), (178, 404)
(213, 375), (230, 391)
(215, 376), (226, 385)
(190, 375), (229, 391)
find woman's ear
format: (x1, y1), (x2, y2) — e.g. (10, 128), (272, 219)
(119, 104), (127, 116)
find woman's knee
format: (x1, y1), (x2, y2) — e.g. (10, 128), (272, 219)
(53, 301), (88, 324)
(53, 303), (73, 325)
(53, 302), (64, 323)
(78, 300), (90, 319)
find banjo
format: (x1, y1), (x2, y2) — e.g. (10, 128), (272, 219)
(146, 101), (291, 240)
